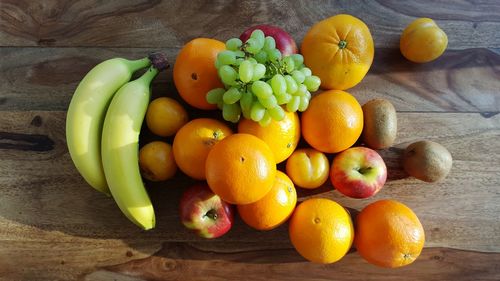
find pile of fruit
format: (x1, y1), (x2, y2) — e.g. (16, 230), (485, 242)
(66, 14), (452, 268)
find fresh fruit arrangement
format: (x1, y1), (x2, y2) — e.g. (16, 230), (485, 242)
(206, 29), (321, 125)
(66, 15), (453, 268)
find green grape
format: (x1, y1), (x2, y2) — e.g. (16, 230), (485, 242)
(245, 38), (262, 54)
(252, 63), (266, 81)
(226, 38), (243, 51)
(291, 70), (305, 84)
(218, 50), (236, 65)
(223, 103), (241, 123)
(242, 106), (252, 119)
(270, 74), (286, 96)
(300, 67), (312, 77)
(217, 100), (224, 110)
(255, 51), (268, 64)
(286, 96), (300, 112)
(206, 88), (225, 104)
(278, 93), (292, 104)
(283, 56), (295, 73)
(235, 58), (244, 66)
(259, 111), (272, 127)
(291, 54), (304, 68)
(247, 58), (257, 65)
(250, 102), (266, 122)
(259, 94), (278, 109)
(219, 65), (238, 85)
(295, 84), (308, 97)
(251, 81), (272, 99)
(235, 50), (246, 58)
(284, 75), (298, 94)
(223, 87), (242, 104)
(239, 60), (253, 83)
(298, 96), (310, 112)
(250, 29), (265, 48)
(268, 105), (285, 121)
(240, 90), (253, 112)
(215, 58), (221, 69)
(263, 36), (276, 51)
(267, 49), (282, 62)
(304, 75), (321, 92)
(304, 89), (312, 99)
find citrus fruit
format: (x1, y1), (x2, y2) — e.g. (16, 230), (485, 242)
(173, 118), (232, 180)
(173, 38), (225, 109)
(146, 97), (188, 137)
(301, 14), (374, 90)
(289, 198), (354, 264)
(355, 199), (425, 268)
(139, 141), (176, 181)
(301, 90), (363, 153)
(238, 110), (300, 163)
(205, 133), (276, 205)
(400, 18), (448, 63)
(237, 171), (297, 230)
(286, 148), (329, 189)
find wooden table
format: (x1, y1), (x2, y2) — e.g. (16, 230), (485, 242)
(1, 1), (499, 280)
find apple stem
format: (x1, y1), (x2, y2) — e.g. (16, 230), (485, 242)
(204, 209), (218, 220)
(358, 167), (372, 174)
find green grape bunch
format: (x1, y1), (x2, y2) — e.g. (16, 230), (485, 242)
(206, 29), (321, 126)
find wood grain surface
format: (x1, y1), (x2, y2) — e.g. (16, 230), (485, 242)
(1, 0), (499, 280)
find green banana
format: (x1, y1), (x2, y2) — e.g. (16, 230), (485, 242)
(101, 66), (161, 230)
(66, 57), (151, 195)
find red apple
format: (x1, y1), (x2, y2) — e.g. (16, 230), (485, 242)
(240, 25), (298, 56)
(330, 147), (387, 199)
(179, 184), (233, 238)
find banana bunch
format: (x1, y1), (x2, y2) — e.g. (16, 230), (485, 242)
(66, 54), (168, 230)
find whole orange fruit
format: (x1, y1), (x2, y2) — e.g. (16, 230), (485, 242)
(355, 199), (425, 268)
(205, 133), (276, 205)
(238, 111), (300, 163)
(146, 97), (188, 137)
(173, 38), (225, 110)
(289, 198), (354, 264)
(139, 141), (176, 181)
(400, 18), (448, 63)
(286, 148), (329, 189)
(237, 171), (297, 230)
(301, 90), (363, 153)
(173, 118), (232, 180)
(301, 14), (374, 90)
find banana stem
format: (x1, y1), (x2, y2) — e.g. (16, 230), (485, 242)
(138, 66), (159, 85)
(127, 57), (152, 71)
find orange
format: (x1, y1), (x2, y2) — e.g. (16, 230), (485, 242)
(301, 90), (363, 153)
(139, 141), (176, 181)
(146, 97), (188, 137)
(301, 14), (374, 90)
(286, 148), (329, 189)
(237, 171), (297, 230)
(205, 134), (276, 205)
(173, 118), (232, 180)
(173, 38), (225, 110)
(289, 198), (354, 264)
(355, 199), (425, 268)
(400, 18), (448, 63)
(237, 111), (300, 163)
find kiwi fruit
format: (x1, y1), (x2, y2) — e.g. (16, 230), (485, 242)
(403, 140), (452, 182)
(362, 99), (397, 149)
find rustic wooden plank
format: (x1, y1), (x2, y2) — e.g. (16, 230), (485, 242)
(0, 241), (499, 281)
(1, 111), (499, 253)
(1, 47), (499, 112)
(1, 0), (500, 49)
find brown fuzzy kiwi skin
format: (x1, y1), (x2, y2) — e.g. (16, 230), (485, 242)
(362, 99), (397, 149)
(403, 140), (453, 182)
